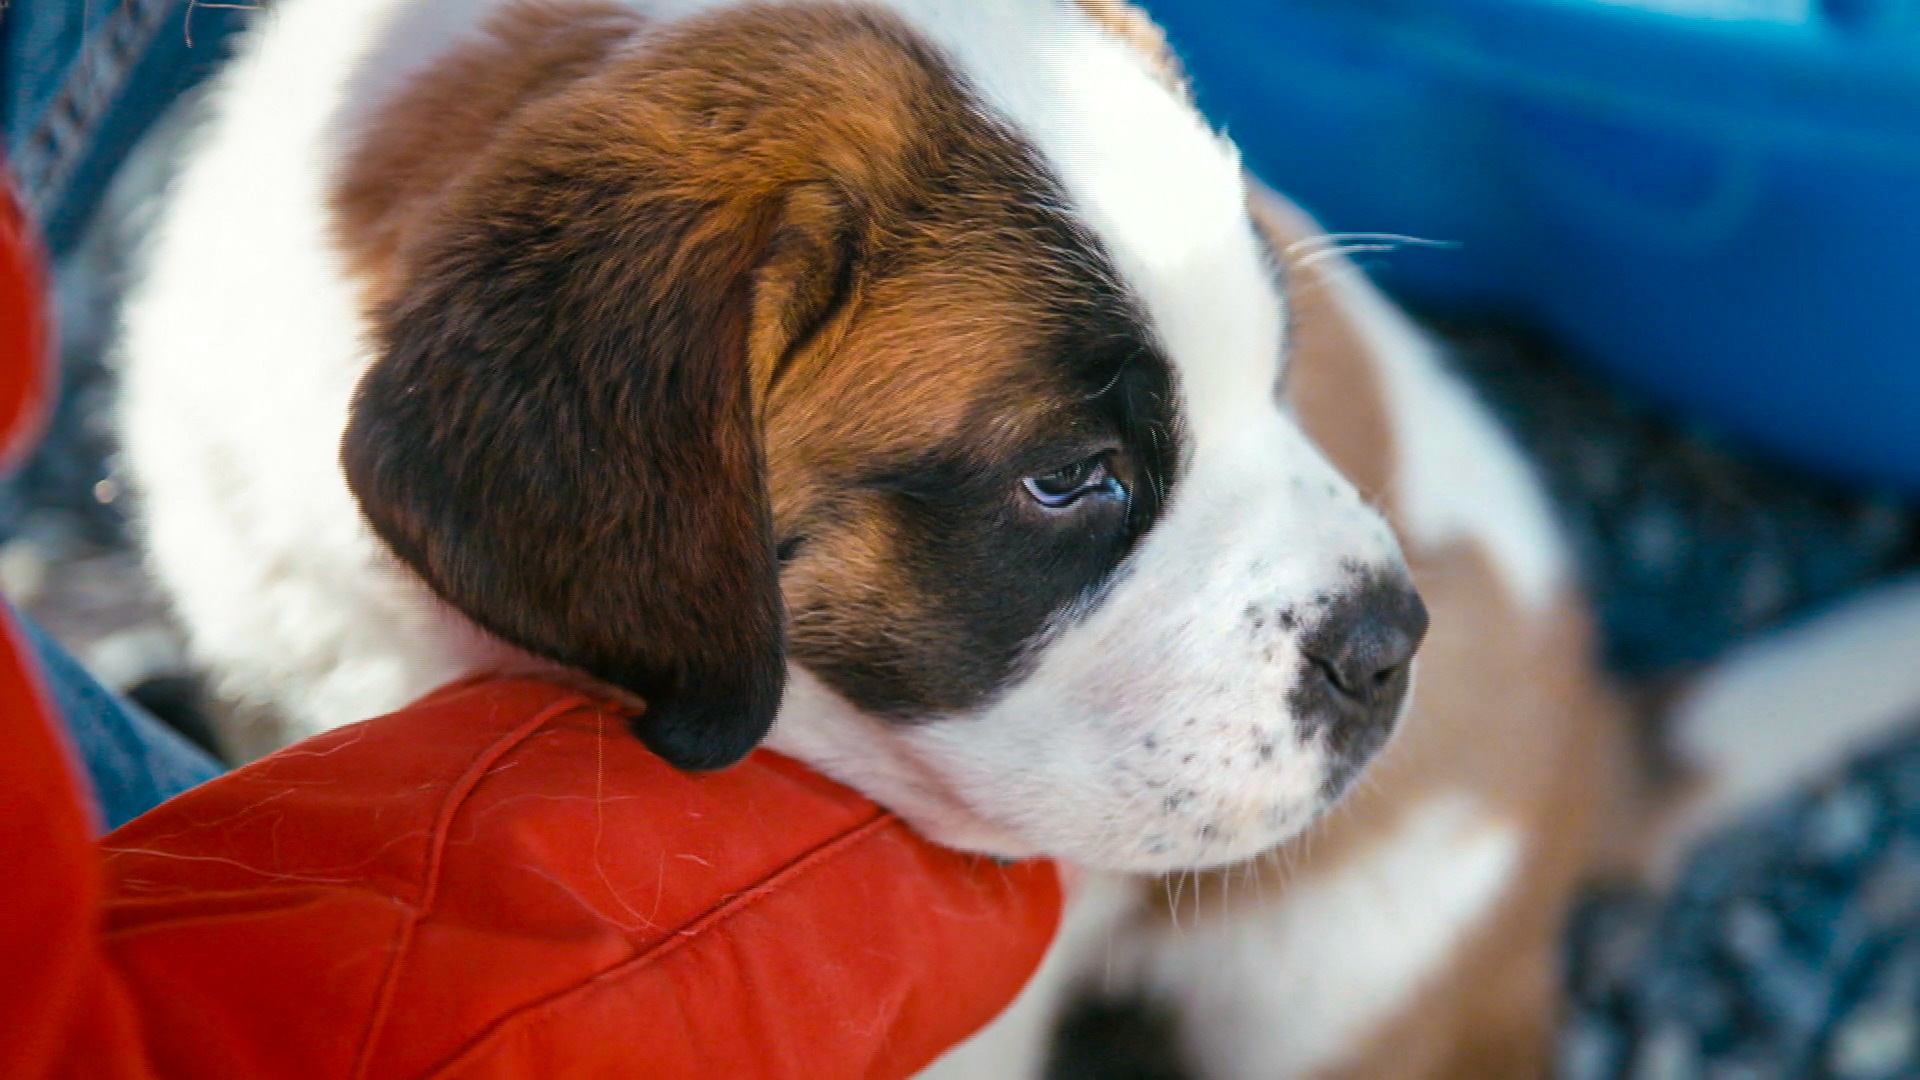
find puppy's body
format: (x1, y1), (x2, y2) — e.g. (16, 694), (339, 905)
(120, 1), (1884, 1076)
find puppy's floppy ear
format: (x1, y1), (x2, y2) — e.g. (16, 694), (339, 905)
(340, 27), (860, 771)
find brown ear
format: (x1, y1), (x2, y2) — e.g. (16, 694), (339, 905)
(339, 12), (862, 770)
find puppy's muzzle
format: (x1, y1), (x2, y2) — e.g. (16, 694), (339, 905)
(1296, 573), (1430, 797)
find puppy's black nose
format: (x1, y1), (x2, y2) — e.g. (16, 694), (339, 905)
(1301, 580), (1429, 706)
(1295, 575), (1429, 799)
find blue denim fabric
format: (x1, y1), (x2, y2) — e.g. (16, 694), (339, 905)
(1, 0), (249, 259)
(3, 0), (241, 829)
(16, 611), (221, 832)
(2, 1), (252, 547)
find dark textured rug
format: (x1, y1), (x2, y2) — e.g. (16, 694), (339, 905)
(1563, 725), (1920, 1080)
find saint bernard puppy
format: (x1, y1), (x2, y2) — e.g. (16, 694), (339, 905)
(118, 0), (1920, 1075)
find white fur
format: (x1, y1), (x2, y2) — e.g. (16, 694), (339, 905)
(120, 0), (501, 731)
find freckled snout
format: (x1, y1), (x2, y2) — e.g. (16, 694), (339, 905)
(1296, 573), (1430, 797)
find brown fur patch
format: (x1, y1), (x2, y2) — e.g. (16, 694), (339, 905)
(333, 0), (648, 307)
(333, 2), (1178, 761)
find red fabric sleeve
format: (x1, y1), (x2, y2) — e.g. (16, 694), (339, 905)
(1, 176), (1058, 1079)
(1, 175), (158, 1080)
(0, 174), (50, 472)
(97, 678), (1060, 1078)
(0, 616), (161, 1080)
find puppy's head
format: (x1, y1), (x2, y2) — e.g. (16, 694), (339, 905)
(338, 1), (1424, 870)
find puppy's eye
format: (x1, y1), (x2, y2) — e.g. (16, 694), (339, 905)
(1023, 455), (1126, 510)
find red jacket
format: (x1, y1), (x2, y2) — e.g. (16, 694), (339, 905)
(0, 179), (1059, 1079)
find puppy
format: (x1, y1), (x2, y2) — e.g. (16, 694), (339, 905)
(124, 0), (1418, 868)
(121, 0), (1915, 1076)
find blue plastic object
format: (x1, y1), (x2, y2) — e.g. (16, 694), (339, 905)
(1140, 0), (1920, 492)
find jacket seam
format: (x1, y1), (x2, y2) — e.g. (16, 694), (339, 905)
(349, 693), (599, 1080)
(417, 807), (898, 1077)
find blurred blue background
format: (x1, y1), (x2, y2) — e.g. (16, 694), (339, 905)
(1142, 0), (1920, 493)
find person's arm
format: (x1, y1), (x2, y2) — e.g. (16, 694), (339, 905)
(96, 677), (1060, 1079)
(1, 173), (159, 1080)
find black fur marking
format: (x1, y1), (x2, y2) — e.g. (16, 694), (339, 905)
(825, 323), (1176, 721)
(1047, 993), (1194, 1080)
